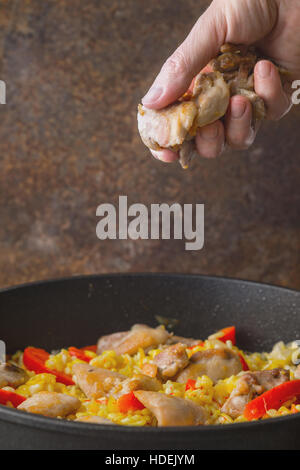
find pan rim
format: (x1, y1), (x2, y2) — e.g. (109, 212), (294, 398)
(1, 399), (300, 436)
(0, 272), (299, 295)
(0, 273), (299, 436)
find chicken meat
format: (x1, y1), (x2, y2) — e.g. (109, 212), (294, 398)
(138, 43), (280, 168)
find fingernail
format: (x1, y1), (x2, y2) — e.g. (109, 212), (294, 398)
(231, 100), (246, 119)
(150, 150), (160, 160)
(257, 61), (271, 79)
(142, 87), (163, 105)
(199, 124), (219, 141)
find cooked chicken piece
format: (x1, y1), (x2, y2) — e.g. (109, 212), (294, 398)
(295, 365), (300, 380)
(153, 343), (189, 379)
(221, 368), (290, 418)
(138, 43), (282, 168)
(111, 374), (162, 398)
(176, 346), (242, 383)
(167, 335), (201, 347)
(138, 100), (198, 150)
(75, 415), (116, 425)
(210, 43), (266, 121)
(73, 363), (125, 399)
(134, 390), (208, 426)
(0, 363), (28, 389)
(96, 331), (128, 354)
(138, 71), (229, 168)
(17, 391), (80, 418)
(97, 324), (170, 356)
(140, 363), (158, 378)
(192, 72), (230, 126)
(73, 363), (162, 400)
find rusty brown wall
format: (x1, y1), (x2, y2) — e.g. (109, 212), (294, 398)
(0, 0), (299, 289)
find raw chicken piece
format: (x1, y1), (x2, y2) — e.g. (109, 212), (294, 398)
(17, 391), (80, 418)
(73, 363), (125, 399)
(75, 415), (116, 425)
(176, 346), (242, 383)
(134, 390), (208, 426)
(153, 343), (189, 379)
(138, 43), (282, 168)
(221, 368), (290, 418)
(97, 324), (170, 356)
(0, 363), (28, 389)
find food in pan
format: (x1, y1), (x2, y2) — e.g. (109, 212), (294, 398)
(137, 43), (285, 168)
(1, 324), (300, 427)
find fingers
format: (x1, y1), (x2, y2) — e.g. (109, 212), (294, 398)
(254, 60), (292, 120)
(148, 60), (293, 163)
(195, 121), (224, 158)
(150, 121), (225, 163)
(142, 3), (226, 109)
(225, 95), (256, 149)
(150, 148), (179, 163)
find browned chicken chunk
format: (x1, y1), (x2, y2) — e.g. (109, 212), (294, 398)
(153, 343), (189, 379)
(167, 335), (202, 347)
(0, 363), (28, 389)
(134, 390), (208, 426)
(176, 347), (242, 383)
(138, 71), (229, 168)
(295, 365), (300, 380)
(96, 331), (128, 354)
(140, 363), (158, 378)
(97, 324), (170, 356)
(221, 368), (290, 418)
(73, 363), (125, 399)
(18, 391), (80, 418)
(112, 374), (162, 398)
(209, 43), (266, 121)
(138, 43), (282, 169)
(73, 363), (162, 400)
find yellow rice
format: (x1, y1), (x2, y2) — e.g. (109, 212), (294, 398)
(8, 337), (300, 426)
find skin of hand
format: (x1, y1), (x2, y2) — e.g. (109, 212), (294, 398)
(142, 0), (300, 162)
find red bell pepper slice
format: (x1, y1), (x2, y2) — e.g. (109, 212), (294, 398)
(68, 347), (90, 363)
(80, 345), (97, 353)
(218, 326), (236, 345)
(187, 341), (204, 350)
(244, 380), (300, 420)
(117, 391), (145, 413)
(0, 389), (26, 408)
(185, 379), (196, 391)
(23, 347), (74, 386)
(238, 352), (249, 371)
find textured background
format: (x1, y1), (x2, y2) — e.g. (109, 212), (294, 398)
(0, 0), (299, 289)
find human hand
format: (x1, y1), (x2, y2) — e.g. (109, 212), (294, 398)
(142, 0), (300, 162)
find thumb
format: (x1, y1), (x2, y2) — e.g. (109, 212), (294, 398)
(142, 2), (226, 109)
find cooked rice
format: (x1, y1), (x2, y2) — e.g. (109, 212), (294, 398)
(6, 336), (298, 426)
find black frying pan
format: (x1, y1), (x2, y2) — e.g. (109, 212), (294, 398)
(0, 274), (299, 450)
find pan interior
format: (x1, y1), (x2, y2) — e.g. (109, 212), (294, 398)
(1, 274), (299, 353)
